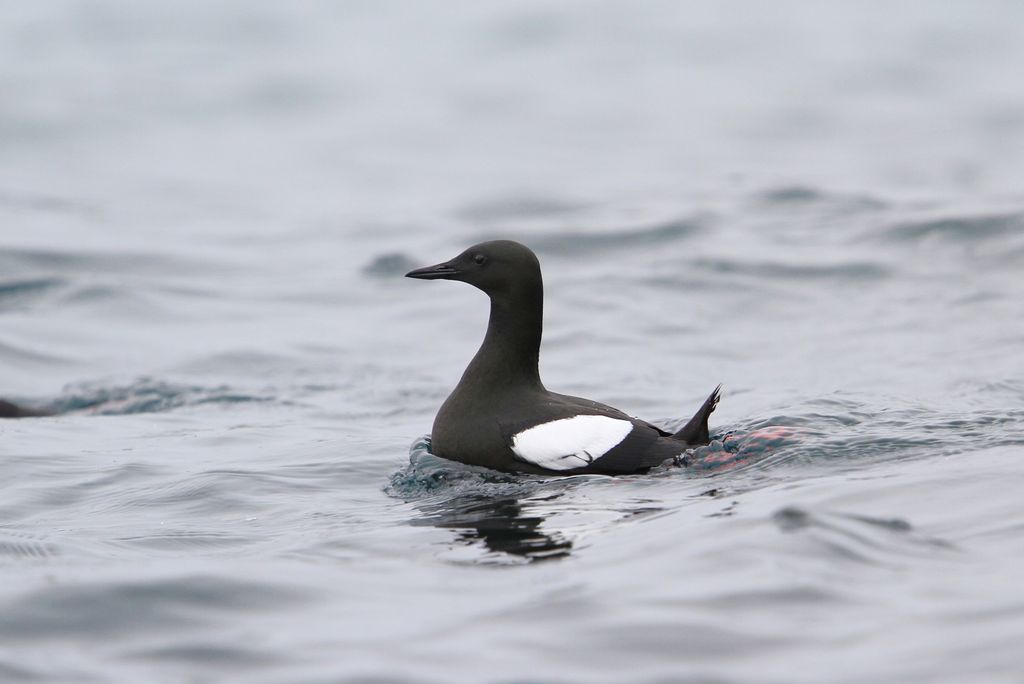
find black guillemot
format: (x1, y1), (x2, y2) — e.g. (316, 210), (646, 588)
(406, 239), (720, 475)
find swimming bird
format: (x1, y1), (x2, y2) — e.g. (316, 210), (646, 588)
(406, 240), (720, 475)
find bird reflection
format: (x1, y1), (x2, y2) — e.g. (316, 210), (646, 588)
(412, 493), (572, 562)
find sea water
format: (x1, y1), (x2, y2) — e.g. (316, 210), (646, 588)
(2, 2), (1024, 682)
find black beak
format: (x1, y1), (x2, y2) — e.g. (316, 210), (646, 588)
(405, 261), (460, 280)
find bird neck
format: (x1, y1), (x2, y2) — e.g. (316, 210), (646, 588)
(462, 280), (544, 391)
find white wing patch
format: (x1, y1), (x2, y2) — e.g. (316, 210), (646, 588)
(511, 415), (633, 471)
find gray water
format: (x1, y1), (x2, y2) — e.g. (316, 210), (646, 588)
(3, 2), (1024, 682)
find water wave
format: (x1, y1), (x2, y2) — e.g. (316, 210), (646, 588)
(755, 185), (888, 212)
(0, 576), (302, 640)
(772, 506), (956, 564)
(39, 378), (275, 416)
(524, 217), (704, 256)
(692, 256), (890, 282)
(0, 277), (66, 309)
(884, 211), (1024, 243)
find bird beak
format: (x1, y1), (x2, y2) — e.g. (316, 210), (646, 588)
(405, 260), (460, 280)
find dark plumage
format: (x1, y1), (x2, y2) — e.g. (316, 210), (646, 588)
(406, 240), (720, 475)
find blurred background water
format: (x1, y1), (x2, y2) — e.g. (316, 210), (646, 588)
(2, 1), (1024, 682)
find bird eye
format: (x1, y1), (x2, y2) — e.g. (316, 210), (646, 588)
(473, 253), (487, 265)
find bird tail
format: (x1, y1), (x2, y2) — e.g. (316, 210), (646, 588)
(672, 384), (721, 445)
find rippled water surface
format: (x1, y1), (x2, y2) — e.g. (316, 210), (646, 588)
(3, 2), (1024, 682)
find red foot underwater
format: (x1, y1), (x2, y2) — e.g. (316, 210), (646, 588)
(684, 426), (802, 471)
